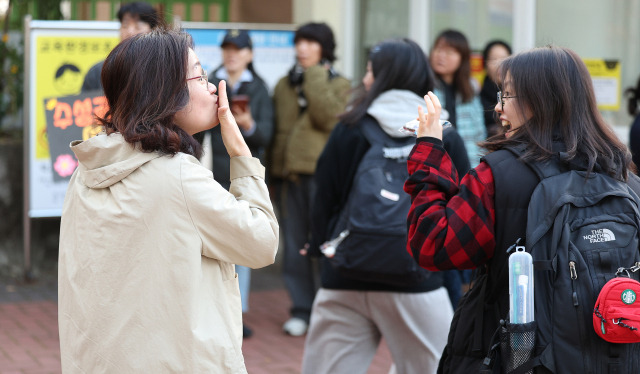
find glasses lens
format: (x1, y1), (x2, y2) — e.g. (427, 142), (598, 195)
(497, 91), (503, 110)
(201, 71), (208, 86)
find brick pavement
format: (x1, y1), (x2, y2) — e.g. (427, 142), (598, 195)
(0, 269), (393, 374)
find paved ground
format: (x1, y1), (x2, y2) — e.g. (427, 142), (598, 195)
(0, 267), (392, 374)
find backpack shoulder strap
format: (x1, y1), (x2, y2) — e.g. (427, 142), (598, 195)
(358, 116), (388, 145)
(505, 144), (572, 181)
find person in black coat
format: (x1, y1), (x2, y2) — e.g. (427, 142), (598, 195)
(626, 76), (640, 168)
(207, 30), (274, 188)
(479, 40), (511, 137)
(205, 30), (274, 339)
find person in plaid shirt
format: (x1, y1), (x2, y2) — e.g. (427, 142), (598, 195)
(404, 46), (637, 373)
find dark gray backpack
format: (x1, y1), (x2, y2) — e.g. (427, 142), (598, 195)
(327, 117), (429, 286)
(496, 147), (640, 374)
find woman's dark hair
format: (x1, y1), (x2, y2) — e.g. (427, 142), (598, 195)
(340, 38), (434, 125)
(483, 45), (633, 180)
(482, 40), (512, 69)
(431, 29), (474, 102)
(97, 28), (202, 158)
(117, 2), (160, 29)
(625, 76), (640, 116)
(294, 22), (336, 62)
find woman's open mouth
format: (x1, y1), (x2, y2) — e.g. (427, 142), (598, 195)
(502, 119), (511, 132)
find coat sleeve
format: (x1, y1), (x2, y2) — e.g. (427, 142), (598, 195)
(243, 80), (274, 150)
(180, 155), (279, 268)
(404, 139), (496, 270)
(302, 66), (350, 132)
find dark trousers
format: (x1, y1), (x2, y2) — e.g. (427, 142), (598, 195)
(276, 175), (319, 322)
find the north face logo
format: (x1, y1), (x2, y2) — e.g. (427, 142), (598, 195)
(583, 228), (616, 243)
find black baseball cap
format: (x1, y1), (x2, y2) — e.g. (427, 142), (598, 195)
(221, 29), (252, 50)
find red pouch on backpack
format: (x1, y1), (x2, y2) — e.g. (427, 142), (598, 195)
(593, 276), (640, 343)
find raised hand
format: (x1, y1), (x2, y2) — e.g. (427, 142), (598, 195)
(217, 80), (251, 158)
(417, 91), (444, 140)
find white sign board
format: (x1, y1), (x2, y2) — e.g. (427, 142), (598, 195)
(25, 20), (119, 218)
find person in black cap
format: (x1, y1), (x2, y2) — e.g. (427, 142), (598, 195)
(269, 22), (351, 337)
(81, 2), (161, 93)
(205, 29), (274, 338)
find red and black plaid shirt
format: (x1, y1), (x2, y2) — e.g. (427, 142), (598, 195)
(404, 138), (497, 271)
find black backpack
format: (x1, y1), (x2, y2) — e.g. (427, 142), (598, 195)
(486, 146), (640, 373)
(325, 118), (429, 286)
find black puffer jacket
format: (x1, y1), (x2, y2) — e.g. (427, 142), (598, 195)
(207, 67), (274, 189)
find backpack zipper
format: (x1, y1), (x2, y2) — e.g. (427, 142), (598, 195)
(568, 249), (590, 372)
(569, 261), (578, 306)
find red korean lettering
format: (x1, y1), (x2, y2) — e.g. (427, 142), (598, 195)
(53, 102), (73, 130)
(73, 98), (94, 127)
(92, 96), (108, 120)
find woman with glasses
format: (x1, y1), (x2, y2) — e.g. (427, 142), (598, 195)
(404, 45), (639, 373)
(58, 28), (278, 373)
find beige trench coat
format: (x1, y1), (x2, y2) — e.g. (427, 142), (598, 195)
(58, 133), (278, 373)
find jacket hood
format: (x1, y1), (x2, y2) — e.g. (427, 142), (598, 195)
(71, 133), (162, 189)
(366, 89), (425, 138)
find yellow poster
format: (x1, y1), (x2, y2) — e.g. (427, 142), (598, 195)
(35, 36), (119, 159)
(582, 59), (621, 111)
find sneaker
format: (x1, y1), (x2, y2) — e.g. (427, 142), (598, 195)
(282, 317), (308, 336)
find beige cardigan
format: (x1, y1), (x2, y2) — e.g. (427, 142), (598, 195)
(58, 133), (278, 373)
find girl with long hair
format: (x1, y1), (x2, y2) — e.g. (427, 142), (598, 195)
(302, 38), (469, 374)
(405, 45), (639, 373)
(430, 29), (487, 166)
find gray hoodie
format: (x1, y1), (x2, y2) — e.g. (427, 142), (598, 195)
(367, 89), (425, 138)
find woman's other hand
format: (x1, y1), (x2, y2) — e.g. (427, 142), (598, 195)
(417, 91), (443, 140)
(231, 104), (255, 133)
(218, 80), (251, 158)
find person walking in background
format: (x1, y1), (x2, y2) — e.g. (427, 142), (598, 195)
(58, 28), (278, 373)
(405, 45), (640, 373)
(430, 29), (486, 166)
(302, 38), (465, 374)
(206, 29), (274, 339)
(270, 22), (351, 336)
(81, 1), (159, 93)
(479, 40), (511, 137)
(626, 76), (640, 168)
